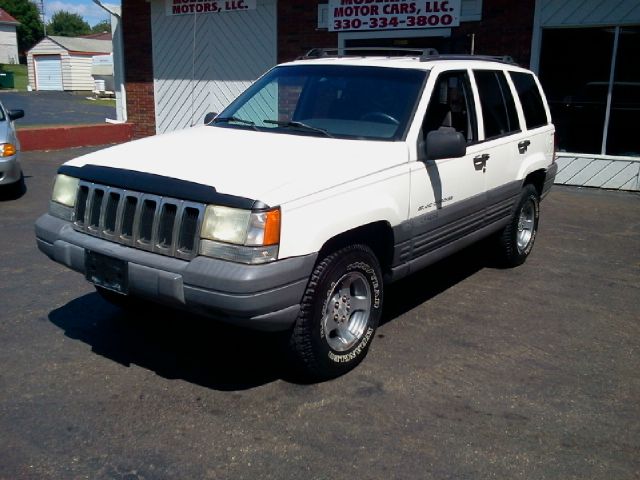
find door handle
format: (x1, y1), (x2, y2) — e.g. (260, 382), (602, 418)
(518, 140), (531, 154)
(473, 153), (490, 168)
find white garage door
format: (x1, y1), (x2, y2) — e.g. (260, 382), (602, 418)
(150, 0), (277, 133)
(35, 55), (63, 91)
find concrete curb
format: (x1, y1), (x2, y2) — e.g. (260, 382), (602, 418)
(17, 123), (134, 152)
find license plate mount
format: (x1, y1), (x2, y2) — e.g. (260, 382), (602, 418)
(85, 250), (129, 295)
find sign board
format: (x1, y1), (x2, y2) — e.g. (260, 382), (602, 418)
(328, 0), (461, 32)
(167, 0), (256, 16)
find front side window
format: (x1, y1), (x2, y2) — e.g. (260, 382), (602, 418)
(474, 70), (520, 139)
(214, 65), (427, 141)
(422, 70), (478, 144)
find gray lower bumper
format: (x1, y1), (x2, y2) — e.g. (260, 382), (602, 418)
(542, 162), (558, 199)
(35, 214), (317, 331)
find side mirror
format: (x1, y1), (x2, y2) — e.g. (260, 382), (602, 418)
(8, 109), (24, 121)
(425, 127), (466, 160)
(203, 112), (218, 124)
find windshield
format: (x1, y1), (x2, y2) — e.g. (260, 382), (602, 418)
(214, 65), (427, 141)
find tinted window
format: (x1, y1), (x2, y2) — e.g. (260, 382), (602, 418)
(422, 70), (477, 144)
(474, 70), (520, 139)
(510, 72), (548, 129)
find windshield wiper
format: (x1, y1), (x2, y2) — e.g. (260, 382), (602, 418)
(212, 116), (257, 129)
(263, 119), (333, 138)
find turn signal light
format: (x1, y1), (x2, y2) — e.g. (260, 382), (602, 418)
(0, 143), (16, 157)
(263, 208), (281, 246)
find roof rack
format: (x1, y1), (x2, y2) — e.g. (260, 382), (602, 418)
(430, 54), (517, 65)
(299, 48), (517, 65)
(301, 47), (439, 60)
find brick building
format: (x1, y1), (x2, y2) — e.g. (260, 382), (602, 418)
(120, 0), (639, 188)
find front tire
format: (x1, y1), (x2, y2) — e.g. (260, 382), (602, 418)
(0, 173), (26, 200)
(289, 244), (383, 381)
(497, 184), (540, 267)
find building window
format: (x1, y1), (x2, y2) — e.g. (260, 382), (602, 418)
(539, 26), (640, 157)
(608, 27), (640, 157)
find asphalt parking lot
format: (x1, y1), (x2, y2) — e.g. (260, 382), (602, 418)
(0, 91), (116, 126)
(1, 148), (639, 479)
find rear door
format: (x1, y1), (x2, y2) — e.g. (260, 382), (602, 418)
(471, 68), (524, 223)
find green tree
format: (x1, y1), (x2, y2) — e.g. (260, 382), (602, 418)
(90, 19), (111, 34)
(47, 10), (90, 37)
(0, 0), (44, 55)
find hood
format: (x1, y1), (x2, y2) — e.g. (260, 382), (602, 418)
(64, 125), (409, 206)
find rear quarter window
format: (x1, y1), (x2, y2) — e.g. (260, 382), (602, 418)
(510, 71), (548, 129)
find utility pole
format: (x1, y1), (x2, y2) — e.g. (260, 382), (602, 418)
(40, 0), (46, 36)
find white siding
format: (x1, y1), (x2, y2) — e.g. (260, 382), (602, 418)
(537, 0), (640, 27)
(555, 154), (640, 191)
(460, 0), (483, 22)
(0, 24), (19, 64)
(150, 0), (277, 134)
(66, 54), (96, 90)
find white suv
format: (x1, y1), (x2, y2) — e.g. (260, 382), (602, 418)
(36, 51), (557, 380)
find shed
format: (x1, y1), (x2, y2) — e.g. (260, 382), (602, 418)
(27, 35), (112, 91)
(0, 8), (19, 64)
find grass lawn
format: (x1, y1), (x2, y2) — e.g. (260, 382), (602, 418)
(0, 64), (28, 91)
(81, 97), (116, 107)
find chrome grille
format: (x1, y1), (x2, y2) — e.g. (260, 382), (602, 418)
(73, 181), (205, 260)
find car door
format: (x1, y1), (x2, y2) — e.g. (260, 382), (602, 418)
(471, 68), (524, 223)
(406, 68), (490, 267)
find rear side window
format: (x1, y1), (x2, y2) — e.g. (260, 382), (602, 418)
(474, 70), (520, 139)
(509, 71), (548, 129)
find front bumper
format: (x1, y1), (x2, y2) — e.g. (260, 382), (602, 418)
(0, 155), (22, 185)
(35, 214), (317, 331)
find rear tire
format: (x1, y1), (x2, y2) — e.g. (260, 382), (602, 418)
(496, 184), (540, 267)
(289, 244), (383, 381)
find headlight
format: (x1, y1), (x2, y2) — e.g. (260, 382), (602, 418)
(0, 143), (16, 157)
(200, 205), (281, 264)
(201, 205), (251, 244)
(49, 174), (80, 221)
(51, 174), (80, 207)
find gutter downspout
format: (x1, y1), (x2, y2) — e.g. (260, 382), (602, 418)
(92, 0), (127, 123)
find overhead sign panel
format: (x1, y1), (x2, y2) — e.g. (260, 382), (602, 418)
(328, 0), (461, 31)
(167, 0), (256, 16)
